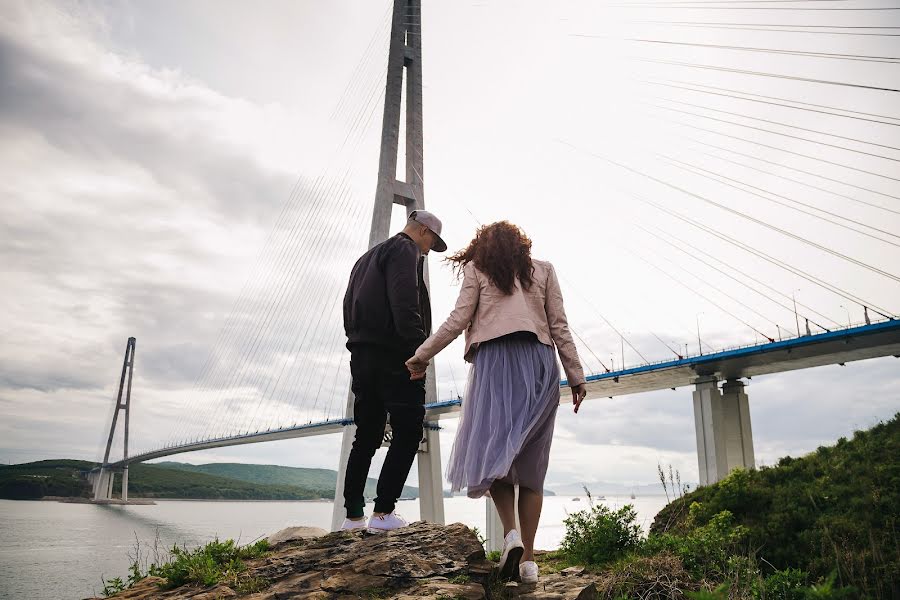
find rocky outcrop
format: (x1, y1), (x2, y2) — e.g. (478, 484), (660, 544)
(94, 522), (599, 599)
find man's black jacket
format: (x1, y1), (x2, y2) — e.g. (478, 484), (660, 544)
(343, 232), (432, 358)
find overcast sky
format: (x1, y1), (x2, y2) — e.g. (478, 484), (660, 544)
(1, 0), (898, 490)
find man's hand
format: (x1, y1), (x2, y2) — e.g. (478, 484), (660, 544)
(571, 383), (587, 413)
(406, 356), (428, 381)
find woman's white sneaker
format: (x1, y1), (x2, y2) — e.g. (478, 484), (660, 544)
(367, 511), (408, 532)
(498, 530), (525, 581)
(519, 560), (539, 584)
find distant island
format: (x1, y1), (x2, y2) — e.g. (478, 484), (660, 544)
(0, 460), (418, 501)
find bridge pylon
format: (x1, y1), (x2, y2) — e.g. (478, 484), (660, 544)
(331, 0), (444, 530)
(92, 337), (136, 502)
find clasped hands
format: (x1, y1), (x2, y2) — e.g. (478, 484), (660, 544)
(405, 356), (428, 381)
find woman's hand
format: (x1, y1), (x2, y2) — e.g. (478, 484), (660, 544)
(405, 356), (429, 381)
(571, 383), (587, 413)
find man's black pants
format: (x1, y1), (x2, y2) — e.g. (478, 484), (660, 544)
(343, 345), (425, 518)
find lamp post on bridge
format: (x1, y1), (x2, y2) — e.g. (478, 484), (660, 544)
(839, 304), (852, 329)
(696, 313), (703, 356)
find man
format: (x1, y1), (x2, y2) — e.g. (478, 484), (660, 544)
(340, 210), (448, 532)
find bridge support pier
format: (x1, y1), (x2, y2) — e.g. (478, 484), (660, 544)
(417, 422), (445, 524)
(693, 377), (755, 486)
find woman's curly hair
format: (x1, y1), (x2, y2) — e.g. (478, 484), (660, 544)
(447, 221), (534, 295)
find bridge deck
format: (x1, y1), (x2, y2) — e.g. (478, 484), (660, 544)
(105, 320), (899, 469)
(577, 319), (900, 399)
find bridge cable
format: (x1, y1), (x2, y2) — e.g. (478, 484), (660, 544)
(626, 37), (900, 63)
(635, 58), (900, 93)
(648, 96), (900, 153)
(559, 140), (897, 318)
(644, 79), (900, 124)
(645, 225), (843, 328)
(569, 140), (900, 284)
(637, 224), (836, 331)
(655, 154), (900, 247)
(645, 101), (900, 164)
(646, 112), (900, 186)
(675, 134), (900, 204)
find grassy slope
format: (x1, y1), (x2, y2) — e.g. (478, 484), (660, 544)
(153, 461), (420, 498)
(651, 412), (899, 594)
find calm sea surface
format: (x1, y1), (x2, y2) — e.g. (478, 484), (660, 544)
(0, 495), (668, 600)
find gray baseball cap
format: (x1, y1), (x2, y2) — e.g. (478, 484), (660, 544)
(409, 210), (447, 252)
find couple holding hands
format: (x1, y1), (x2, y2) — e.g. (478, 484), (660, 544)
(340, 210), (587, 583)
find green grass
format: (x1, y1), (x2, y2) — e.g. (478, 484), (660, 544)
(104, 538), (270, 595)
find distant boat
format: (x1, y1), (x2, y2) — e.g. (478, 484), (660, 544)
(572, 497), (580, 501)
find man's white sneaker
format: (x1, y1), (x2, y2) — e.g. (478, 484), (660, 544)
(340, 518), (368, 531)
(498, 530), (525, 581)
(519, 560), (539, 584)
(367, 511), (408, 532)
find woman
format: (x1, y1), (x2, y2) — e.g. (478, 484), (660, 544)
(406, 221), (587, 584)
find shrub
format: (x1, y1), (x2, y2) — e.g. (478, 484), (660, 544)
(560, 503), (642, 566)
(756, 568), (809, 600)
(642, 510), (749, 582)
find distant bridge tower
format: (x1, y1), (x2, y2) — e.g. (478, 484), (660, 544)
(89, 337), (136, 502)
(331, 0), (445, 530)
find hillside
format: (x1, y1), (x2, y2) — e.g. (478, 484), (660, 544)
(152, 461), (420, 499)
(0, 459), (419, 501)
(0, 460), (330, 500)
(0, 459), (94, 499)
(652, 412), (900, 597)
(126, 463), (330, 500)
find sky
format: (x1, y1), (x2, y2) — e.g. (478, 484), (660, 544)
(1, 0), (898, 492)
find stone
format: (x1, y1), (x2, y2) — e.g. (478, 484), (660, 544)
(188, 585), (237, 599)
(267, 526), (329, 546)
(397, 579), (486, 599)
(94, 521), (489, 600)
(560, 566), (585, 577)
(510, 573), (597, 600)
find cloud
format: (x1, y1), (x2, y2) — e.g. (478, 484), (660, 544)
(2, 0), (898, 494)
(0, 1), (364, 459)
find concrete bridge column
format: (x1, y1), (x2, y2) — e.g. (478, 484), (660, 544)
(92, 468), (112, 501)
(693, 377), (755, 486)
(121, 466), (129, 502)
(417, 422), (445, 524)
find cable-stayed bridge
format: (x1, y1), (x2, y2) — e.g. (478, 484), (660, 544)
(89, 0), (900, 541)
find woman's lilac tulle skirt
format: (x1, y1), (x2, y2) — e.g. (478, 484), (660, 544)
(447, 334), (560, 498)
